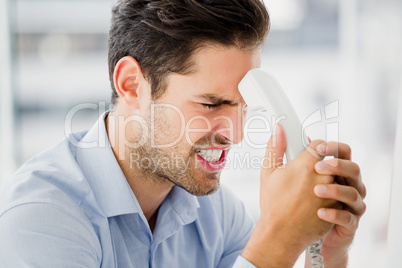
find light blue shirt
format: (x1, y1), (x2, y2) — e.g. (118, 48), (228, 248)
(0, 113), (256, 268)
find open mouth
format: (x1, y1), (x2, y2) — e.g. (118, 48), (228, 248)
(195, 149), (224, 163)
(195, 148), (228, 172)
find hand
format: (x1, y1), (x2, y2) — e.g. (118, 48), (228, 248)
(242, 124), (341, 267)
(259, 124), (340, 247)
(310, 141), (366, 267)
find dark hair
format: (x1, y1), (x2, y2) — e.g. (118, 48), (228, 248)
(108, 0), (270, 104)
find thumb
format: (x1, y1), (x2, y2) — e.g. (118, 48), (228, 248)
(262, 123), (287, 176)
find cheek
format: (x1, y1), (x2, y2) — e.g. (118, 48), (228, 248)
(185, 114), (215, 145)
(155, 112), (183, 145)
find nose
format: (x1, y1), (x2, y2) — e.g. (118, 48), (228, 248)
(213, 103), (246, 145)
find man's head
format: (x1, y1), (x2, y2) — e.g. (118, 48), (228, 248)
(107, 0), (270, 195)
(108, 0), (270, 103)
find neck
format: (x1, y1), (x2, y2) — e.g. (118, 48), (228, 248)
(106, 111), (173, 230)
(125, 172), (172, 227)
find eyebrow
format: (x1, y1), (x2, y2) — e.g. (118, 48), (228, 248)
(194, 94), (243, 106)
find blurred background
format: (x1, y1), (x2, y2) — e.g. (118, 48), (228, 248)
(1, 0), (401, 267)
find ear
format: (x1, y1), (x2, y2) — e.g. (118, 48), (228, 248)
(113, 56), (146, 110)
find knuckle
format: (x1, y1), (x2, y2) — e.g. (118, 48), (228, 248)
(295, 157), (312, 173)
(347, 213), (354, 226)
(361, 201), (367, 215)
(344, 144), (352, 156)
(351, 162), (361, 176)
(351, 188), (360, 204)
(361, 184), (367, 199)
(332, 185), (341, 196)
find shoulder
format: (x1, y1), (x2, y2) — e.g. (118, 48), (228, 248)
(0, 134), (103, 266)
(197, 184), (255, 232)
(0, 199), (102, 267)
(0, 130), (105, 230)
(0, 133), (91, 215)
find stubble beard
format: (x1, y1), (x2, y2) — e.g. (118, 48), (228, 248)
(127, 107), (222, 196)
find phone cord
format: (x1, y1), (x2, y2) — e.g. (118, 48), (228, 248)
(307, 239), (324, 267)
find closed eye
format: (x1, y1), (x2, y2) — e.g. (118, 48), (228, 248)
(201, 103), (224, 109)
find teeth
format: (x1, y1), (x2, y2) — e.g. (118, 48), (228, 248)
(196, 149), (223, 162)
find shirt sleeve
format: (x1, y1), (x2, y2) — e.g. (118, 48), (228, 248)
(0, 202), (101, 268)
(233, 256), (258, 268)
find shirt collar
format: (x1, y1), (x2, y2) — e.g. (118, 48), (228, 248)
(165, 186), (200, 225)
(74, 112), (199, 221)
(75, 112), (141, 217)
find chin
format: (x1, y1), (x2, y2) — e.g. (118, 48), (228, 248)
(185, 179), (220, 196)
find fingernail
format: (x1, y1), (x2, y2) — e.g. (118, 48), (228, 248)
(315, 185), (327, 194)
(316, 144), (327, 154)
(315, 161), (327, 171)
(318, 208), (326, 218)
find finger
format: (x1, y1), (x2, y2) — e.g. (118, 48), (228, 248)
(298, 139), (326, 162)
(314, 184), (366, 216)
(314, 159), (366, 198)
(315, 141), (352, 160)
(315, 159), (359, 178)
(316, 174), (335, 185)
(262, 123), (286, 175)
(317, 208), (358, 231)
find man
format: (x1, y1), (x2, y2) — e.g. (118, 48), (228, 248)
(0, 0), (366, 267)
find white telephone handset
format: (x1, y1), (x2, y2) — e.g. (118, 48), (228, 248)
(238, 68), (324, 267)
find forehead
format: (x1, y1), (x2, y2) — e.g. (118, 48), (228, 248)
(193, 45), (261, 85)
(165, 45), (261, 99)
